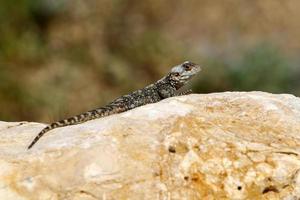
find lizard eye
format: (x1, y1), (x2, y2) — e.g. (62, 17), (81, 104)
(183, 65), (192, 71)
(174, 72), (180, 77)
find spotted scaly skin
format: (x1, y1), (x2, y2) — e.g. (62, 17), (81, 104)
(27, 61), (201, 149)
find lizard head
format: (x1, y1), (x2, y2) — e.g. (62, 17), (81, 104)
(168, 61), (201, 89)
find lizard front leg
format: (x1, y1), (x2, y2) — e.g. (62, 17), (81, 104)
(158, 89), (175, 98)
(157, 84), (176, 99)
(177, 89), (193, 96)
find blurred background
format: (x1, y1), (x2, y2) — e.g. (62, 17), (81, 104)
(0, 0), (300, 122)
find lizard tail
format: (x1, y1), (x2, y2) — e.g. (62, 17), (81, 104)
(27, 108), (111, 149)
(27, 117), (79, 149)
(27, 125), (52, 149)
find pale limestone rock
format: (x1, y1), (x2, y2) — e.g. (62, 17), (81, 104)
(0, 92), (300, 199)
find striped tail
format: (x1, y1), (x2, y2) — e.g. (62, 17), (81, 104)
(27, 126), (53, 149)
(27, 106), (117, 149)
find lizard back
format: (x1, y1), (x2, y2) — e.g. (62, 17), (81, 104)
(27, 61), (201, 149)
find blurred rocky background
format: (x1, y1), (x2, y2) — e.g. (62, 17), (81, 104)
(0, 0), (300, 122)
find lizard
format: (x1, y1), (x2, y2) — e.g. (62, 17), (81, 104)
(27, 61), (201, 149)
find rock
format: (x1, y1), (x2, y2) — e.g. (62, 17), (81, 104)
(0, 92), (300, 199)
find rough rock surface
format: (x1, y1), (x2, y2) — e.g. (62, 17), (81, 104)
(0, 92), (300, 200)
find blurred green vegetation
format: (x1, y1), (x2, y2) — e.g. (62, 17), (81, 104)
(0, 0), (300, 122)
(194, 43), (299, 94)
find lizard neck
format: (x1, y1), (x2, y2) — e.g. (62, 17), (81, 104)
(165, 74), (183, 90)
(154, 75), (181, 91)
